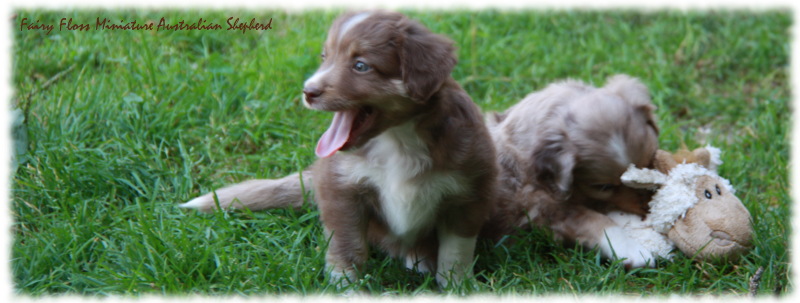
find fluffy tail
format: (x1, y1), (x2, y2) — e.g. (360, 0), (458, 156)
(180, 171), (313, 213)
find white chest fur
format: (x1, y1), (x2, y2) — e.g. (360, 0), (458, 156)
(338, 121), (466, 242)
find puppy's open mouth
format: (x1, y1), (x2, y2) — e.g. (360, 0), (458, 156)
(315, 107), (377, 158)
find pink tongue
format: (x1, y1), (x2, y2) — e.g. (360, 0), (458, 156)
(316, 110), (357, 158)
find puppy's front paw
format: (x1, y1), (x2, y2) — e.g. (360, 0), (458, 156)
(404, 253), (433, 274)
(599, 226), (655, 268)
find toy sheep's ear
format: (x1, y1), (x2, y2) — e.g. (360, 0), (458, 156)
(653, 150), (678, 174)
(673, 146), (722, 171)
(704, 145), (723, 172)
(620, 164), (667, 190)
(689, 147), (712, 169)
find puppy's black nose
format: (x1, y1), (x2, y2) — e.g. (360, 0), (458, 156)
(303, 86), (323, 103)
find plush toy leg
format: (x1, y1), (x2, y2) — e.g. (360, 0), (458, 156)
(548, 205), (655, 268)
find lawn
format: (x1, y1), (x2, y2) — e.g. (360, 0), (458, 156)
(10, 8), (791, 297)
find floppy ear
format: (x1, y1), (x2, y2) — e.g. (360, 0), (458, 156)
(533, 130), (577, 197)
(604, 74), (660, 135)
(397, 17), (457, 102)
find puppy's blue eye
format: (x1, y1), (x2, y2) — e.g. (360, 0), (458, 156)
(353, 61), (370, 72)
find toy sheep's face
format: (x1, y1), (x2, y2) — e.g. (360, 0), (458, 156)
(668, 175), (753, 260)
(620, 147), (755, 261)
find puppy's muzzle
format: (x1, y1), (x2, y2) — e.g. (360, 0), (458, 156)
(303, 85), (323, 104)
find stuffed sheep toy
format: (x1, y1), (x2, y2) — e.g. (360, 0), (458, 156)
(608, 146), (753, 261)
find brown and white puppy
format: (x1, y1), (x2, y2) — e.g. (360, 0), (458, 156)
(183, 11), (497, 288)
(482, 75), (659, 268)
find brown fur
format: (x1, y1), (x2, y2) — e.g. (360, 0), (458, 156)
(180, 172), (311, 212)
(484, 75), (660, 268)
(307, 11), (496, 285)
(184, 11), (496, 287)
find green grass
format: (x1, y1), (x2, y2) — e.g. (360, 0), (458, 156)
(11, 9), (790, 297)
